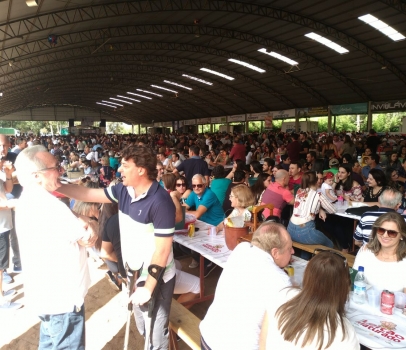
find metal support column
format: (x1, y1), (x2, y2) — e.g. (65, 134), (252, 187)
(367, 101), (372, 131)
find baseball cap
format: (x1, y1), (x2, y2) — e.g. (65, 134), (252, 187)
(329, 158), (339, 167)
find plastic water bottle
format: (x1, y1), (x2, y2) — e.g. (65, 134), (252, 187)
(353, 266), (367, 304)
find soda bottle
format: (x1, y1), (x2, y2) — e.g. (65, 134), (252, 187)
(353, 266), (367, 304)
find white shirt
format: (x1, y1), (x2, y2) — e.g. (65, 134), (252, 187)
(16, 186), (90, 315)
(200, 243), (291, 350)
(172, 160), (181, 168)
(0, 178), (12, 234)
(321, 182), (336, 203)
(265, 289), (359, 350)
(353, 246), (406, 292)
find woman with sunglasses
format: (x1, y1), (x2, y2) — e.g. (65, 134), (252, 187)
(353, 212), (406, 293)
(260, 251), (359, 350)
(174, 175), (191, 203)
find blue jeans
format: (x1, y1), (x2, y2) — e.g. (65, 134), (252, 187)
(288, 220), (333, 258)
(38, 304), (85, 350)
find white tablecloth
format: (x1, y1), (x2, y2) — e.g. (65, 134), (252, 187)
(346, 292), (406, 349)
(173, 220), (231, 268)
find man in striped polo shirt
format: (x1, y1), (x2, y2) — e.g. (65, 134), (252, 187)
(59, 145), (176, 349)
(354, 188), (406, 246)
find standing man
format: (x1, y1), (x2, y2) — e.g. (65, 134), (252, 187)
(0, 135), (23, 276)
(57, 145), (176, 349)
(229, 137), (246, 162)
(14, 145), (97, 347)
(0, 155), (19, 309)
(173, 145), (210, 188)
(288, 162), (302, 192)
(299, 132), (309, 160)
(11, 137), (27, 155)
(306, 151), (317, 171)
(286, 133), (301, 163)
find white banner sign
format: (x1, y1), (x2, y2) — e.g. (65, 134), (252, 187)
(227, 114), (245, 122)
(211, 116), (227, 123)
(162, 122), (172, 127)
(183, 119), (196, 125)
(179, 120), (184, 127)
(247, 112), (269, 121)
(271, 109), (296, 119)
(196, 118), (211, 124)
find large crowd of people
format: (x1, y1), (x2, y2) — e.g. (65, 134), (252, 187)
(0, 128), (405, 349)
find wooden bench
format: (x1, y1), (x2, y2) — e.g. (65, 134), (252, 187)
(238, 234), (355, 267)
(291, 242), (355, 267)
(169, 299), (201, 350)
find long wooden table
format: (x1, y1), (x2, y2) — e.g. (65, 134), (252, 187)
(239, 233), (355, 267)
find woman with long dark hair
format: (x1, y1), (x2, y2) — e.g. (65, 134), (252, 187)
(287, 172), (336, 249)
(332, 164), (362, 201)
(250, 172), (272, 205)
(260, 251), (359, 350)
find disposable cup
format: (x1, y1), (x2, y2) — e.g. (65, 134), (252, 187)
(394, 292), (406, 309)
(367, 289), (381, 309)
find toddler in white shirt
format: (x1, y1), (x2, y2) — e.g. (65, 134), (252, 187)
(321, 172), (337, 203)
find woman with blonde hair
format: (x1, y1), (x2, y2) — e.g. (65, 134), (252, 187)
(260, 251), (359, 350)
(216, 184), (255, 232)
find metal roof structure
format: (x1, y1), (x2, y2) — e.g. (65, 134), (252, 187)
(0, 0), (405, 124)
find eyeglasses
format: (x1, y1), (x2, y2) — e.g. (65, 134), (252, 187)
(312, 248), (347, 267)
(35, 163), (63, 173)
(176, 183), (186, 187)
(376, 227), (399, 238)
(192, 184), (204, 188)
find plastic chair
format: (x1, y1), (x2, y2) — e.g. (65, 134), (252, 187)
(251, 203), (274, 232)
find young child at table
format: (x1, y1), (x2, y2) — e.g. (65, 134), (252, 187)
(321, 172), (337, 203)
(216, 184), (255, 233)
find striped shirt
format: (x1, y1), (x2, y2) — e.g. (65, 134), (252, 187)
(353, 208), (406, 245)
(104, 181), (176, 282)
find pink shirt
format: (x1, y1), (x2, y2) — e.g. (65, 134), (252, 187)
(261, 182), (293, 218)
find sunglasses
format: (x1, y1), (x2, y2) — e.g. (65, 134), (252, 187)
(176, 183), (186, 187)
(376, 227), (399, 238)
(192, 184), (204, 188)
(312, 248), (347, 267)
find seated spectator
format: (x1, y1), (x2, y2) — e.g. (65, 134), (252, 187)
(108, 151), (119, 171)
(200, 222), (293, 350)
(323, 158), (339, 175)
(288, 171), (335, 252)
(362, 168), (386, 203)
(260, 251), (359, 349)
(184, 174), (224, 226)
(341, 153), (353, 164)
(250, 173), (272, 206)
(280, 154), (290, 171)
(261, 169), (294, 219)
(174, 175), (191, 204)
(262, 158), (275, 176)
(166, 152), (182, 172)
(354, 212), (406, 293)
(98, 156), (115, 188)
(362, 154), (382, 180)
(248, 160), (262, 187)
(216, 184), (255, 232)
(382, 151), (401, 170)
(210, 165), (231, 206)
(223, 170), (246, 214)
(354, 188), (405, 246)
(350, 161), (365, 191)
(385, 167), (404, 192)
